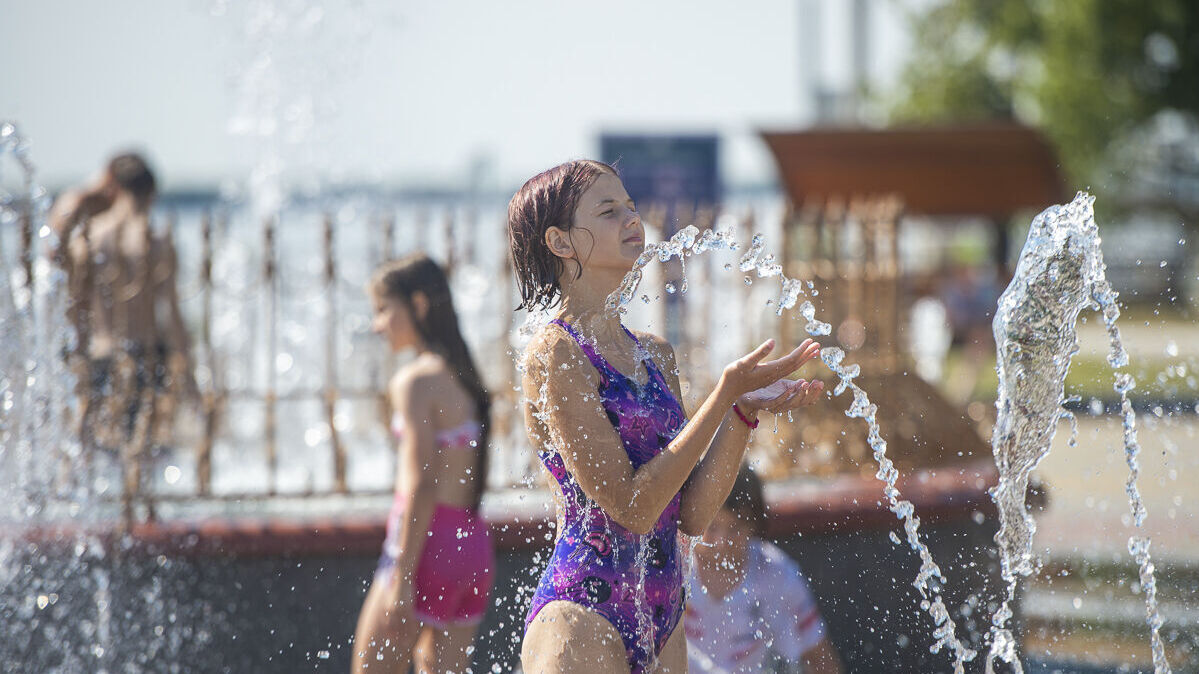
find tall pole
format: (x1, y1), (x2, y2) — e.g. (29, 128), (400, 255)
(197, 210), (215, 496)
(850, 0), (870, 121)
(803, 0), (823, 122)
(263, 215), (278, 495)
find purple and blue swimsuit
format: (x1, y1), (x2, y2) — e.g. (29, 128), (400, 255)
(525, 319), (689, 673)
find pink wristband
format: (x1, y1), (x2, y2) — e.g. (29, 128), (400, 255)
(732, 403), (759, 429)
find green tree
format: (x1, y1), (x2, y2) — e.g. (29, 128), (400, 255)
(890, 0), (1199, 196)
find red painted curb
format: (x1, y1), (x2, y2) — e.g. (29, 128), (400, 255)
(8, 460), (1020, 559)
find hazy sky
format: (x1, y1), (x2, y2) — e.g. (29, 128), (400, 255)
(2, 0), (911, 192)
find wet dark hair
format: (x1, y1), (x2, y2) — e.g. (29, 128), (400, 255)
(724, 464), (768, 537)
(369, 253), (492, 509)
(507, 159), (618, 310)
(106, 152), (157, 206)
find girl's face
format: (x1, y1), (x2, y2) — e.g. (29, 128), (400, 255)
(370, 292), (419, 352)
(557, 172), (644, 275)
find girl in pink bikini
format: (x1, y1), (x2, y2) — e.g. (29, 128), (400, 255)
(352, 253), (495, 673)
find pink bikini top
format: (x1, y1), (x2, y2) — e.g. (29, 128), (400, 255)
(390, 413), (481, 450)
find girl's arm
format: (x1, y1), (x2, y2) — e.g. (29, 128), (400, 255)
(678, 409), (754, 536)
(642, 334), (821, 536)
(387, 371), (440, 594)
(525, 328), (808, 535)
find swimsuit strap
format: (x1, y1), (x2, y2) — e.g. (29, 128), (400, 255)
(620, 326), (663, 379)
(391, 413), (481, 449)
(435, 419), (481, 448)
(549, 319), (613, 381)
(550, 319), (653, 384)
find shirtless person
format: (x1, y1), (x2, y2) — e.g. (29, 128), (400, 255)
(49, 152), (195, 449)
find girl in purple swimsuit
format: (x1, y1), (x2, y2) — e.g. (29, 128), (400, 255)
(508, 160), (826, 673)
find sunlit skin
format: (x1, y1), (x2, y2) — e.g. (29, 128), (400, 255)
(352, 289), (484, 674)
(694, 509), (844, 674)
(520, 170), (826, 673)
(47, 165), (198, 401)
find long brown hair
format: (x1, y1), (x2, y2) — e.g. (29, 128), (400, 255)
(507, 159), (617, 310)
(370, 253), (492, 509)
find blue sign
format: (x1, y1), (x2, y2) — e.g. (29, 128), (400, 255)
(599, 134), (720, 211)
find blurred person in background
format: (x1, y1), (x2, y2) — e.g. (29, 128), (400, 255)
(48, 152), (196, 450)
(686, 465), (843, 674)
(940, 262), (1000, 404)
(352, 253), (495, 674)
(908, 273), (952, 384)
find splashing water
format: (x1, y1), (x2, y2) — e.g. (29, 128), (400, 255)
(0, 122), (78, 511)
(602, 218), (979, 672)
(986, 192), (1170, 673)
(821, 344), (977, 672)
(607, 225), (737, 314)
(799, 299), (832, 336)
(0, 122), (120, 669)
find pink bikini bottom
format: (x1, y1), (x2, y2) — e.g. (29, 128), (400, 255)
(375, 500), (496, 627)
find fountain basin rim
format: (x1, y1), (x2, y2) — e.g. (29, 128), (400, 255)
(764, 458), (1012, 537)
(3, 459), (1012, 559)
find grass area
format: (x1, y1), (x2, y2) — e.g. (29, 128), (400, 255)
(942, 351), (1199, 403)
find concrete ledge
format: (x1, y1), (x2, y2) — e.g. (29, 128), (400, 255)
(11, 459), (1004, 559)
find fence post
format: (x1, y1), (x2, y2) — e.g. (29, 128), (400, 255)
(443, 210), (456, 277)
(19, 180), (33, 289)
(414, 208), (428, 253)
(263, 215), (278, 495)
(324, 213), (347, 493)
(381, 210), (395, 263)
(381, 211), (397, 412)
(197, 210), (215, 496)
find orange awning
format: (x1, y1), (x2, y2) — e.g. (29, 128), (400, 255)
(761, 123), (1067, 217)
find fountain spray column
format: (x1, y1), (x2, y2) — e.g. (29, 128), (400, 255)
(986, 192), (1170, 673)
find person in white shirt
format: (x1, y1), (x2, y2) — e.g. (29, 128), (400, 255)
(686, 465), (843, 674)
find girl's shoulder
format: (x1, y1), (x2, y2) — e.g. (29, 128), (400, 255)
(630, 329), (674, 358)
(630, 330), (680, 387)
(412, 354), (463, 390)
(391, 356), (452, 397)
(522, 323), (584, 368)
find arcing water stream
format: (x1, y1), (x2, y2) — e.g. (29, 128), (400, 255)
(607, 223), (979, 673)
